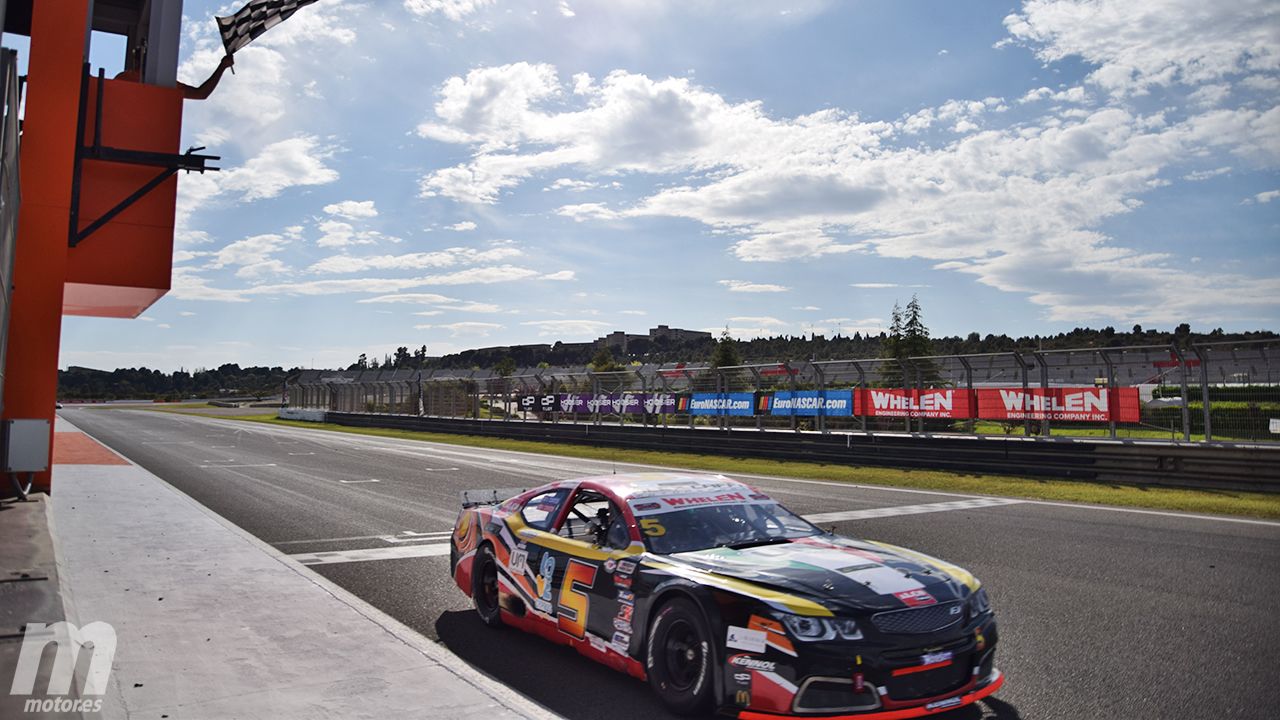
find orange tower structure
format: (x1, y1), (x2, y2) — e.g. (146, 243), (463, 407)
(1, 0), (214, 492)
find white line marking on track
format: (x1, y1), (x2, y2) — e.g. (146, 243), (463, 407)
(338, 479), (381, 484)
(288, 452), (316, 456)
(422, 467), (460, 472)
(289, 542), (452, 565)
(198, 463), (276, 468)
(381, 531), (454, 543)
(805, 498), (1025, 524)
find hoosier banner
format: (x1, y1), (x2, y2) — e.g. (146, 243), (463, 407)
(859, 388), (974, 419)
(976, 387), (1141, 423)
(553, 393), (677, 414)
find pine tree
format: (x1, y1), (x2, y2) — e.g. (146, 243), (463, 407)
(710, 326), (742, 369)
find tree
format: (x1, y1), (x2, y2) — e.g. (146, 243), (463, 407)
(393, 346), (411, 368)
(494, 356), (517, 377)
(879, 295), (938, 386)
(589, 348), (621, 372)
(710, 326), (742, 369)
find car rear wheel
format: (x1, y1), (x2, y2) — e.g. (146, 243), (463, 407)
(472, 544), (502, 627)
(646, 597), (713, 715)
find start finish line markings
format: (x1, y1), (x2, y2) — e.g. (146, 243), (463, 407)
(290, 543), (452, 565)
(803, 497), (1025, 524)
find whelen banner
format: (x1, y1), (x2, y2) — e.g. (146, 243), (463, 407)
(859, 389), (974, 419)
(975, 387), (1141, 423)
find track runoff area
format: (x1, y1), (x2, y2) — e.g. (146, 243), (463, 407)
(65, 408), (1280, 720)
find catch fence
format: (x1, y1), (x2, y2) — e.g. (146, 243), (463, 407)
(285, 339), (1279, 444)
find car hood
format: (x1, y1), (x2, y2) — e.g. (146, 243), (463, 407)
(667, 535), (973, 612)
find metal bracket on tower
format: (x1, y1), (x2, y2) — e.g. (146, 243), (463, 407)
(67, 65), (219, 248)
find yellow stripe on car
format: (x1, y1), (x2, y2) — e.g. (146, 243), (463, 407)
(644, 559), (834, 617)
(866, 541), (980, 591)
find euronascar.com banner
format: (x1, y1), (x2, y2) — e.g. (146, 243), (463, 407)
(975, 387), (1140, 423)
(681, 392), (755, 416)
(765, 390), (854, 416)
(858, 389), (974, 419)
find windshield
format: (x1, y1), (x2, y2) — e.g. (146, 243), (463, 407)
(633, 500), (820, 554)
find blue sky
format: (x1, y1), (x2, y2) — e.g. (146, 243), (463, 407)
(56, 0), (1279, 371)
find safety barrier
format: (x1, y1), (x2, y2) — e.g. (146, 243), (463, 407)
(309, 410), (1280, 493)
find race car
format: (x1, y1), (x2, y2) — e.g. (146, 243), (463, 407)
(450, 472), (1003, 718)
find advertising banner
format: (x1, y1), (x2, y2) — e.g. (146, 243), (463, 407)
(553, 393), (677, 414)
(518, 395), (559, 413)
(859, 388), (974, 419)
(764, 390), (855, 416)
(975, 387), (1141, 423)
(681, 392), (756, 416)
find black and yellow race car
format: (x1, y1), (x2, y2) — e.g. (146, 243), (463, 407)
(450, 472), (1003, 718)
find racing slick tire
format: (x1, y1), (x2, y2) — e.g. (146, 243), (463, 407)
(472, 544), (503, 628)
(646, 597), (714, 715)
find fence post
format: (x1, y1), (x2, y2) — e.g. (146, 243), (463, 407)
(1011, 353), (1031, 436)
(959, 357), (975, 434)
(814, 364), (827, 434)
(1169, 343), (1191, 442)
(1192, 344), (1212, 441)
(1034, 351), (1051, 438)
(1099, 350), (1117, 439)
(852, 361), (867, 432)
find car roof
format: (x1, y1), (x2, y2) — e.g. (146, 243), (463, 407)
(574, 471), (751, 502)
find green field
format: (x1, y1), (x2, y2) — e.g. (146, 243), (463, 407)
(225, 413), (1280, 520)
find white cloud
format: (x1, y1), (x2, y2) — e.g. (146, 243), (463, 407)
(315, 220), (394, 248)
(1252, 189), (1280, 204)
(178, 311), (197, 317)
(619, 309), (647, 315)
(208, 234), (290, 270)
(308, 246), (521, 273)
(324, 200), (379, 218)
(403, 0), (495, 22)
(447, 221), (478, 231)
(541, 270), (576, 281)
(1001, 0), (1280, 97)
(521, 319), (611, 337)
(1182, 166), (1232, 181)
(414, 321), (503, 336)
(436, 301), (502, 313)
(221, 136), (339, 201)
(558, 2), (576, 19)
(358, 293), (458, 304)
(718, 279), (790, 293)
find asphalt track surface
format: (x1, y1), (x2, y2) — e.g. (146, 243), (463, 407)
(64, 408), (1280, 720)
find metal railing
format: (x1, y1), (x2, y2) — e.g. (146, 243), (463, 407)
(285, 338), (1280, 444)
(0, 48), (22, 417)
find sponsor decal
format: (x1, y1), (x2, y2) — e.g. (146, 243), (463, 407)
(616, 560), (637, 575)
(728, 654), (777, 672)
(614, 574), (633, 588)
(587, 633), (608, 652)
(537, 554), (556, 603)
(604, 559), (617, 573)
(726, 626), (768, 653)
(948, 605), (963, 616)
(894, 589), (937, 607)
(735, 690), (751, 707)
(921, 651), (953, 665)
(611, 631), (631, 649)
(853, 671), (864, 693)
(925, 696), (963, 711)
(617, 604), (634, 623)
(617, 589), (635, 606)
(509, 547), (529, 575)
(613, 618), (632, 633)
(733, 672), (752, 686)
(533, 598), (553, 614)
(633, 502), (661, 512)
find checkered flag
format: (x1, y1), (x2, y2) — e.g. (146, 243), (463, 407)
(216, 0), (320, 55)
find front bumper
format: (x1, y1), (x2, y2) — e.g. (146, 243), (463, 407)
(738, 670), (1003, 720)
(724, 614), (1000, 718)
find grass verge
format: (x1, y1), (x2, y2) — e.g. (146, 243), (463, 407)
(220, 413), (1280, 520)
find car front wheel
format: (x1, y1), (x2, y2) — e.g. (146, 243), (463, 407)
(646, 597), (714, 715)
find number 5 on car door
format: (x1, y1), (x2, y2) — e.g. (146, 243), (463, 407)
(557, 559), (598, 638)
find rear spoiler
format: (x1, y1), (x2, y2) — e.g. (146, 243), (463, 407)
(460, 488), (528, 509)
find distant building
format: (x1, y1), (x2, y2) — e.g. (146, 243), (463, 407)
(648, 325), (712, 344)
